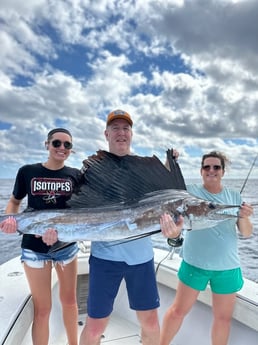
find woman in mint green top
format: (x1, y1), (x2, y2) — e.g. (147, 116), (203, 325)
(159, 151), (253, 345)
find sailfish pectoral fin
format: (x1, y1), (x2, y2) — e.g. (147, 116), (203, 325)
(105, 229), (162, 247)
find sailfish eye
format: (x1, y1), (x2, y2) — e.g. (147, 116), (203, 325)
(208, 202), (216, 209)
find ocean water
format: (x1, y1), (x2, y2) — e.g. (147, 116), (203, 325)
(0, 178), (257, 282)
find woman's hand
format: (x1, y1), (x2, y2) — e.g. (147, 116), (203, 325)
(160, 213), (184, 239)
(239, 202), (253, 218)
(0, 216), (17, 233)
(42, 228), (58, 246)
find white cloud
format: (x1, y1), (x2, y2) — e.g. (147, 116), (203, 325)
(0, 0), (257, 180)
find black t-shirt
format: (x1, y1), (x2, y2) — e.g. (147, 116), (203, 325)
(12, 163), (82, 253)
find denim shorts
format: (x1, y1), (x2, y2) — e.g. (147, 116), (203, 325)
(87, 255), (160, 318)
(21, 243), (79, 268)
(178, 260), (244, 294)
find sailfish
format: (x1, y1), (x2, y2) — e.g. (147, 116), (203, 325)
(0, 150), (242, 242)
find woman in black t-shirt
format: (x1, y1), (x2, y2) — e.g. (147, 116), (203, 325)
(0, 128), (82, 345)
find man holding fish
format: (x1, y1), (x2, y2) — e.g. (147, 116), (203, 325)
(78, 110), (183, 345)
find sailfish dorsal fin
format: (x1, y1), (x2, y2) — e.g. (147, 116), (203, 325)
(68, 149), (186, 208)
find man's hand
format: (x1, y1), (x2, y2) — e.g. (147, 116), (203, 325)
(160, 213), (184, 239)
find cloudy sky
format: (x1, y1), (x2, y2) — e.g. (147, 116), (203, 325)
(0, 0), (257, 182)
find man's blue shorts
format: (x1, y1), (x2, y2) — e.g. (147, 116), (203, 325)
(87, 255), (160, 318)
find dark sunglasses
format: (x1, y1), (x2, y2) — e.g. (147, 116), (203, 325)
(50, 139), (73, 150)
(202, 165), (222, 171)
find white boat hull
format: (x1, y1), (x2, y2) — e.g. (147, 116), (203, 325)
(0, 245), (257, 344)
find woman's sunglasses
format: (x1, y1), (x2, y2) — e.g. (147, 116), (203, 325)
(50, 139), (73, 150)
(202, 165), (222, 171)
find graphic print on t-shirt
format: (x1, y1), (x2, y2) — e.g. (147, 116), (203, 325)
(31, 178), (73, 204)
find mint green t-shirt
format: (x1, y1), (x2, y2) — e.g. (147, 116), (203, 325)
(181, 184), (242, 270)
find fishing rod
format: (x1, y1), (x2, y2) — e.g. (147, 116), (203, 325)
(240, 152), (258, 194)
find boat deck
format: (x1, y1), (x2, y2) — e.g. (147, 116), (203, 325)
(78, 313), (141, 344)
(20, 312), (141, 345)
(2, 249), (257, 345)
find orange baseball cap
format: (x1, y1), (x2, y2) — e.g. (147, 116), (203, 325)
(106, 109), (133, 127)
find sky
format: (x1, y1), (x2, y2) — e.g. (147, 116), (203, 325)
(0, 0), (257, 183)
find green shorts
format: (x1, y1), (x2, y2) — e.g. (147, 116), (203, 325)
(178, 260), (244, 294)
